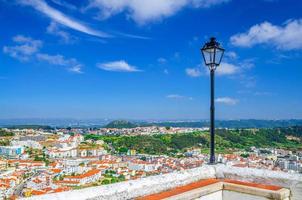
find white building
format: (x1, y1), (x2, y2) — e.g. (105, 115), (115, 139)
(46, 147), (77, 159)
(63, 169), (102, 186)
(0, 146), (24, 157)
(11, 140), (42, 149)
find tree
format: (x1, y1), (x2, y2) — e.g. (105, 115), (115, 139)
(102, 179), (110, 185)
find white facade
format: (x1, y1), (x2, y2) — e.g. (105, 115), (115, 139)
(0, 146), (24, 157)
(47, 148), (77, 158)
(11, 140), (42, 149)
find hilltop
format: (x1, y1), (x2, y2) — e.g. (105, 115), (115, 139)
(85, 126), (302, 155)
(104, 120), (138, 129)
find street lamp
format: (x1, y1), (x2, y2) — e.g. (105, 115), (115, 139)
(201, 37), (224, 164)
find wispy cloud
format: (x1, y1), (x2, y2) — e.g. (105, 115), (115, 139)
(254, 91), (274, 96)
(173, 52), (181, 59)
(216, 62), (240, 76)
(230, 19), (302, 50)
(188, 36), (200, 45)
(166, 94), (193, 100)
(50, 0), (77, 10)
(157, 57), (167, 64)
(185, 46), (256, 88)
(68, 65), (83, 74)
(113, 31), (151, 40)
(225, 51), (238, 60)
(18, 0), (111, 38)
(186, 67), (202, 77)
(47, 21), (75, 43)
(237, 90), (275, 97)
(4, 35), (83, 73)
(215, 97), (239, 105)
(36, 53), (83, 73)
(3, 35), (42, 61)
(86, 0), (230, 25)
(238, 74), (257, 88)
(186, 61), (241, 78)
(97, 60), (141, 72)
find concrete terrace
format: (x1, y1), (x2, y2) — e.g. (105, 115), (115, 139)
(138, 179), (290, 200)
(21, 165), (302, 200)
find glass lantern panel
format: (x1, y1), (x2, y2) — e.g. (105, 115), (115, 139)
(202, 48), (215, 65)
(214, 48), (224, 65)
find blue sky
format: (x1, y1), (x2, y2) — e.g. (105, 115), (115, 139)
(0, 0), (302, 120)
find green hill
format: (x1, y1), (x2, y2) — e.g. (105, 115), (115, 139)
(85, 127), (302, 155)
(104, 120), (137, 129)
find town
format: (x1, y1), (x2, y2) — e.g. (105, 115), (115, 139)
(0, 126), (301, 199)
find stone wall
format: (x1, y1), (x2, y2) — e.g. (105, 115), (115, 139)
(21, 165), (302, 200)
(215, 165), (302, 200)
(22, 166), (216, 200)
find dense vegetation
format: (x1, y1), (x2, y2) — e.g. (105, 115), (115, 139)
(2, 119), (302, 129)
(5, 125), (53, 130)
(277, 126), (302, 137)
(102, 119), (302, 129)
(141, 119), (302, 129)
(104, 120), (138, 129)
(0, 139), (10, 146)
(85, 127), (302, 155)
(0, 129), (14, 137)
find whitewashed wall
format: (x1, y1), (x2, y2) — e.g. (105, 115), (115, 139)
(21, 165), (302, 200)
(22, 165), (216, 200)
(215, 165), (302, 200)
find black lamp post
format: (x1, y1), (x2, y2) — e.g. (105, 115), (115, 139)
(201, 37), (224, 164)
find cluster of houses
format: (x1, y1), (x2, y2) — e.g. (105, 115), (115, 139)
(80, 126), (208, 136)
(217, 147), (302, 173)
(0, 128), (301, 199)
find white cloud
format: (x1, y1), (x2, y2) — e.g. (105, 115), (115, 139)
(186, 62), (240, 77)
(239, 75), (257, 88)
(37, 53), (75, 66)
(18, 0), (110, 38)
(216, 62), (240, 76)
(186, 59), (253, 79)
(254, 91), (273, 96)
(188, 36), (200, 45)
(166, 94), (193, 100)
(36, 53), (83, 73)
(68, 65), (84, 74)
(47, 22), (74, 43)
(239, 59), (255, 70)
(51, 0), (77, 10)
(97, 60), (140, 72)
(186, 67), (202, 77)
(3, 35), (42, 61)
(86, 0), (230, 25)
(225, 51), (237, 60)
(157, 57), (167, 64)
(174, 52), (180, 59)
(230, 19), (302, 50)
(215, 97), (238, 105)
(3, 35), (83, 73)
(191, 0), (231, 7)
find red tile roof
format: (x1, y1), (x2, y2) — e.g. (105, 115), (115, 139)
(64, 169), (101, 180)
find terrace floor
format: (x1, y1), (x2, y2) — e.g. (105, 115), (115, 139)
(137, 178), (290, 200)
